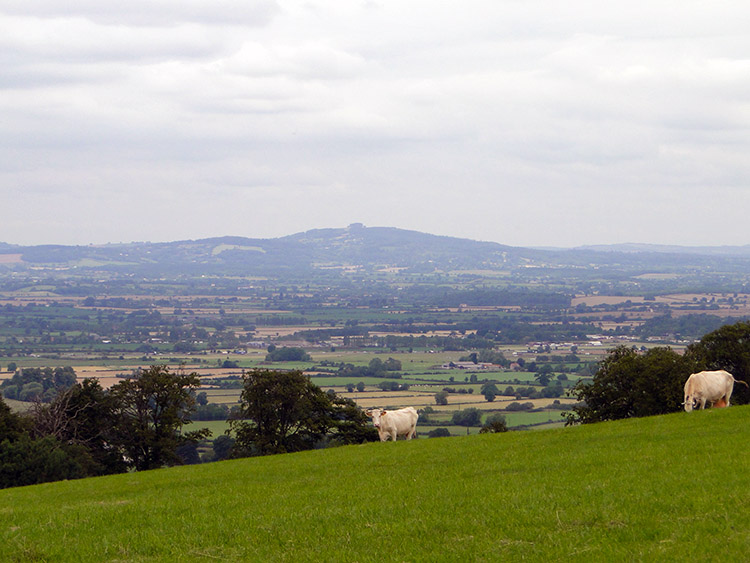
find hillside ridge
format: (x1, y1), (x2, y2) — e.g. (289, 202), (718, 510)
(3, 224), (750, 277)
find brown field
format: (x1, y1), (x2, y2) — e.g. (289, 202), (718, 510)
(0, 254), (23, 264)
(341, 390), (574, 412)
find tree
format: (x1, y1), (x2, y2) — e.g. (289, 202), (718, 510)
(565, 346), (694, 425)
(230, 369), (374, 456)
(451, 407), (482, 426)
(418, 406), (434, 424)
(535, 364), (553, 386)
(427, 428), (451, 438)
(212, 434), (235, 461)
(480, 413), (508, 433)
(326, 395), (379, 446)
(109, 365), (210, 471)
(0, 396), (28, 443)
(685, 321), (750, 404)
(384, 357), (402, 371)
(434, 391), (449, 406)
(265, 347), (312, 362)
(31, 379), (126, 476)
(481, 382), (499, 402)
(368, 357), (385, 375)
(0, 435), (87, 489)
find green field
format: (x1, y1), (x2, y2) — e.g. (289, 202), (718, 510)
(3, 407), (750, 560)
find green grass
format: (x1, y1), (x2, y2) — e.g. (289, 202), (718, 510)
(3, 407), (750, 560)
(191, 419), (231, 439)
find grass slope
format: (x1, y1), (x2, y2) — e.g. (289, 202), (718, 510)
(3, 407), (750, 561)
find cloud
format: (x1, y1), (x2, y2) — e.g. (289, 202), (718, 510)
(1, 0), (750, 247)
(0, 0), (280, 26)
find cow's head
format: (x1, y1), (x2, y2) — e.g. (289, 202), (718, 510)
(683, 394), (696, 412)
(366, 409), (387, 427)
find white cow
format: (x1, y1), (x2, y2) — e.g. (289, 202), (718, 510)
(683, 370), (748, 412)
(365, 407), (418, 441)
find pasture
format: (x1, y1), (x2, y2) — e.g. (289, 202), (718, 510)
(3, 406), (750, 560)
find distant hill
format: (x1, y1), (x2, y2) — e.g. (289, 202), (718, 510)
(576, 243), (750, 256)
(2, 224), (750, 277)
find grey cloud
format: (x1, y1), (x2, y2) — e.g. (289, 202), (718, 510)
(0, 0), (280, 26)
(2, 0), (750, 247)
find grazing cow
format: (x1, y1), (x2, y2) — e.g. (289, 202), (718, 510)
(683, 370), (748, 412)
(365, 407), (418, 441)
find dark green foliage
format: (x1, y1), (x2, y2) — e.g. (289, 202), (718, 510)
(265, 347), (312, 362)
(566, 346), (694, 425)
(194, 403), (230, 421)
(481, 382), (499, 402)
(334, 361), (402, 380)
(639, 313), (729, 340)
(434, 391), (448, 405)
(212, 435), (235, 461)
(327, 396), (379, 446)
(230, 369), (376, 456)
(377, 381), (408, 392)
(427, 428), (451, 438)
(686, 320), (750, 404)
(506, 402), (534, 411)
(0, 435), (87, 489)
(474, 349), (510, 366)
(418, 406), (434, 424)
(480, 413), (508, 433)
(176, 442), (201, 465)
(0, 367), (76, 402)
(0, 396), (28, 442)
(109, 365), (210, 471)
(32, 379), (127, 475)
(451, 407), (483, 427)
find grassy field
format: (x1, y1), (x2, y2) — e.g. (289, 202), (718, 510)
(3, 406), (750, 560)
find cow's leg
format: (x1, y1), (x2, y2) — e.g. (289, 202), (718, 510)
(699, 398), (707, 409)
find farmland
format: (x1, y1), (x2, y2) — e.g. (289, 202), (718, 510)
(4, 227), (750, 439)
(0, 283), (741, 436)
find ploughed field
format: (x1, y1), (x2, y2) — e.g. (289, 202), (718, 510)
(3, 406), (750, 560)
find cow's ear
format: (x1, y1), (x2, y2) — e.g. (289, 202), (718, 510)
(381, 409), (386, 415)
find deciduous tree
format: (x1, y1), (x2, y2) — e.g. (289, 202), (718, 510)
(230, 369), (375, 456)
(685, 321), (750, 404)
(565, 346), (693, 425)
(109, 365), (209, 471)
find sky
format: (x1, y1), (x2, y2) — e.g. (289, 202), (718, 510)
(1, 1), (749, 248)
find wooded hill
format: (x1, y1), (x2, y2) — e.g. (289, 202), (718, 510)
(3, 224), (750, 278)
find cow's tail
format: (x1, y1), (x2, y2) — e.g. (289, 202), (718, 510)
(734, 378), (750, 388)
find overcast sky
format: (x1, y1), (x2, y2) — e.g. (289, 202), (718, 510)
(2, 1), (749, 248)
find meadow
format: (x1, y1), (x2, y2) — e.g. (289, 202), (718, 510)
(3, 406), (750, 561)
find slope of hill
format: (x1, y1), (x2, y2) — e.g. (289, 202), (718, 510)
(3, 224), (750, 280)
(3, 407), (750, 560)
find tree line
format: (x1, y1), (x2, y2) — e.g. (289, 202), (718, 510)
(565, 321), (750, 424)
(0, 367), (377, 490)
